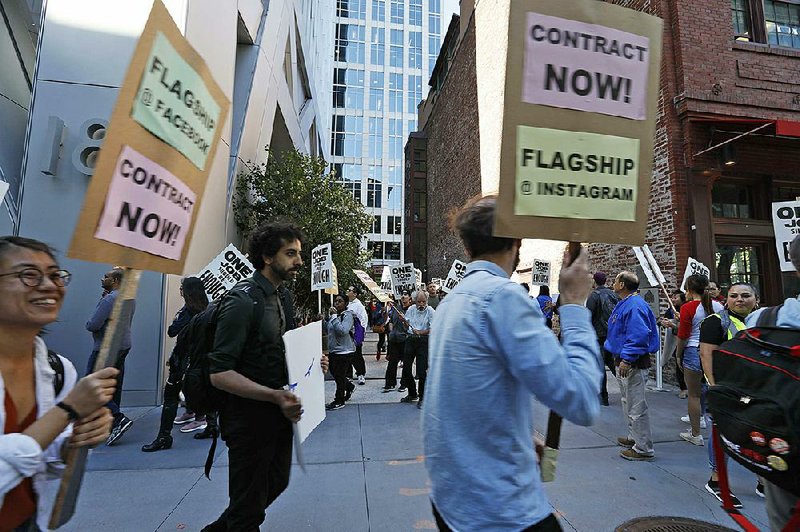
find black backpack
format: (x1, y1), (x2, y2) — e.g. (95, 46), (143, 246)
(706, 305), (800, 497)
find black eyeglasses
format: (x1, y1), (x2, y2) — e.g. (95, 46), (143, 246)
(0, 268), (72, 287)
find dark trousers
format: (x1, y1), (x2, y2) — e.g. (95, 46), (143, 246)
(673, 350), (687, 390)
(599, 341), (616, 397)
(86, 348), (129, 419)
(384, 340), (404, 387)
(330, 353), (354, 403)
(157, 363), (218, 436)
(351, 343), (366, 377)
(377, 332), (386, 352)
(432, 503), (561, 532)
(401, 336), (428, 399)
(211, 400), (293, 531)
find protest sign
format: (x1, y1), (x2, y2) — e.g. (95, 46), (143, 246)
(642, 245), (667, 284)
(531, 259), (551, 286)
(283, 321), (325, 444)
(0, 181), (8, 202)
(68, 0), (230, 274)
(478, 0), (662, 245)
(441, 260), (468, 293)
(516, 259), (533, 284)
(390, 263), (416, 297)
(771, 200), (800, 272)
(195, 244), (254, 301)
(415, 268), (424, 290)
(324, 263), (339, 295)
(380, 266), (392, 293)
(354, 269), (391, 303)
(632, 246), (658, 287)
(311, 243), (334, 291)
(680, 257), (710, 292)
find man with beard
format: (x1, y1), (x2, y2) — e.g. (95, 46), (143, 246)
(423, 195), (602, 531)
(202, 222), (329, 531)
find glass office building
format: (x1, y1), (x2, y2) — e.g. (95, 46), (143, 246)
(331, 0), (443, 266)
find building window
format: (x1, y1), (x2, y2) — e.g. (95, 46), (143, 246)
(387, 183), (402, 210)
(335, 24), (366, 64)
(413, 227), (427, 263)
(408, 31), (423, 69)
(413, 148), (427, 172)
(387, 215), (402, 234)
(331, 115), (363, 157)
(716, 244), (763, 295)
(368, 117), (383, 159)
(332, 67), (365, 109)
(409, 0), (422, 26)
(390, 0), (403, 24)
(430, 0), (441, 15)
(369, 71), (384, 112)
(428, 35), (441, 78)
(407, 74), (422, 114)
(367, 179), (382, 208)
(390, 29), (404, 67)
(370, 27), (385, 66)
(334, 163), (363, 203)
(765, 0), (800, 48)
(731, 0), (752, 39)
(389, 73), (403, 113)
(408, 119), (417, 133)
(370, 240), (385, 260)
(389, 119), (403, 160)
(372, 215), (382, 234)
(385, 242), (401, 260)
(711, 183), (754, 219)
(414, 190), (427, 222)
(372, 0), (385, 22)
(337, 0), (366, 20)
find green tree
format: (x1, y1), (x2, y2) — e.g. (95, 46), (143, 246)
(234, 149), (373, 316)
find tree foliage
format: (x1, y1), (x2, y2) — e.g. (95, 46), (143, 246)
(234, 149), (373, 316)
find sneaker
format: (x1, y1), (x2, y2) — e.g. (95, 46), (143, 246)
(357, 375), (366, 385)
(106, 415), (133, 446)
(397, 386), (407, 393)
(756, 482), (765, 498)
(617, 437), (635, 448)
(400, 395), (418, 403)
(705, 480), (743, 508)
(180, 419), (208, 433)
(620, 448), (654, 461)
(678, 390), (688, 399)
(326, 401), (345, 410)
(681, 415), (707, 429)
(344, 383), (355, 402)
(194, 428), (215, 440)
(381, 386), (395, 393)
(680, 431), (705, 446)
(173, 411), (195, 425)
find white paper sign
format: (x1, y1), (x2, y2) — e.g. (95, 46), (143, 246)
(415, 268), (423, 290)
(195, 244), (254, 301)
(680, 257), (710, 292)
(311, 243), (333, 291)
(531, 259), (551, 286)
(771, 200), (800, 272)
(632, 246), (658, 287)
(441, 260), (468, 293)
(390, 263), (416, 297)
(642, 245), (667, 284)
(283, 321), (326, 444)
(0, 181), (8, 203)
(516, 259), (533, 284)
(324, 263), (339, 295)
(380, 266), (392, 292)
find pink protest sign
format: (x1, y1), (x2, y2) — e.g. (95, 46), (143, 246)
(95, 145), (196, 260)
(522, 12), (650, 120)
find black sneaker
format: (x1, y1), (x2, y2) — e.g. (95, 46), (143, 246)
(705, 480), (743, 508)
(326, 401), (345, 410)
(756, 482), (765, 498)
(381, 386), (395, 393)
(400, 395), (418, 403)
(344, 383), (355, 402)
(106, 415), (133, 446)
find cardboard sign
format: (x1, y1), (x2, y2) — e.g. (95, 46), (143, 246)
(680, 257), (710, 292)
(324, 263), (339, 295)
(283, 321), (326, 444)
(771, 200), (800, 272)
(480, 0), (662, 245)
(640, 287), (660, 320)
(311, 243), (334, 291)
(390, 263), (416, 297)
(531, 259), (551, 286)
(380, 266), (392, 293)
(195, 244), (254, 301)
(353, 269), (391, 303)
(441, 260), (467, 293)
(68, 0), (230, 274)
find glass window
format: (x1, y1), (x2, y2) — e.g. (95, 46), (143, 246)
(409, 31), (423, 69)
(389, 119), (403, 160)
(715, 244), (763, 296)
(331, 115), (363, 157)
(731, 0), (752, 40)
(388, 165), (401, 184)
(413, 227), (427, 262)
(390, 0), (403, 24)
(429, 14), (441, 36)
(409, 0), (422, 26)
(389, 73), (403, 113)
(370, 27), (385, 66)
(414, 190), (427, 222)
(372, 215), (382, 234)
(408, 119), (417, 132)
(337, 0), (366, 19)
(711, 183), (754, 219)
(334, 163), (363, 202)
(369, 71), (385, 111)
(407, 74), (422, 114)
(387, 183), (402, 209)
(372, 0), (385, 22)
(386, 242), (401, 260)
(430, 0), (441, 14)
(368, 117), (383, 159)
(335, 24), (366, 64)
(370, 240), (385, 260)
(387, 215), (402, 234)
(390, 29), (404, 67)
(367, 178), (382, 208)
(765, 0), (800, 48)
(332, 67), (365, 109)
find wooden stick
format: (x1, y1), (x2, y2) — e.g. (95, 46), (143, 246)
(49, 268), (141, 529)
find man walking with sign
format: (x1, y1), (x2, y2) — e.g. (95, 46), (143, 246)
(346, 285), (368, 385)
(423, 195), (602, 531)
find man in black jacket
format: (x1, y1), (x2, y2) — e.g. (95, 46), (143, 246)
(586, 271), (619, 406)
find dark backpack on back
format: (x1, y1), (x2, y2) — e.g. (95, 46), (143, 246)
(352, 316), (366, 346)
(706, 305), (800, 497)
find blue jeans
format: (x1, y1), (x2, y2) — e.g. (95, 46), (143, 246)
(682, 345), (702, 373)
(86, 348), (129, 419)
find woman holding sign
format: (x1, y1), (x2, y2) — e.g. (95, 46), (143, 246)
(0, 236), (118, 531)
(326, 295), (356, 411)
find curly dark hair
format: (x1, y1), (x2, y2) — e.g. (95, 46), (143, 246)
(248, 221), (306, 270)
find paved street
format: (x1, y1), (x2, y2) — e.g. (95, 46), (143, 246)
(59, 337), (767, 531)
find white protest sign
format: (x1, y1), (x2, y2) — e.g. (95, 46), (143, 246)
(380, 266), (392, 292)
(0, 181), (8, 202)
(441, 260), (468, 293)
(632, 246), (658, 287)
(195, 244), (254, 301)
(642, 244), (667, 284)
(94, 145), (196, 260)
(283, 321), (325, 444)
(415, 268), (423, 290)
(311, 243), (333, 290)
(680, 257), (710, 292)
(324, 263), (339, 295)
(531, 259), (551, 286)
(353, 269), (391, 303)
(771, 200), (800, 272)
(390, 263), (416, 297)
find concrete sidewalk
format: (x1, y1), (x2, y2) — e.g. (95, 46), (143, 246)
(58, 336), (767, 531)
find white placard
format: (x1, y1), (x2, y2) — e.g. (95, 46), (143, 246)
(415, 268), (423, 290)
(441, 260), (468, 293)
(380, 265), (392, 293)
(632, 246), (658, 287)
(390, 263), (416, 297)
(530, 259), (551, 286)
(680, 257), (710, 292)
(771, 200), (800, 273)
(642, 245), (667, 284)
(324, 263), (339, 295)
(311, 243), (333, 291)
(195, 244), (254, 302)
(516, 259), (533, 285)
(0, 181), (8, 203)
(283, 321), (325, 444)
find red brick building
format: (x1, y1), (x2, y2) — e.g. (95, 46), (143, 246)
(414, 0), (800, 303)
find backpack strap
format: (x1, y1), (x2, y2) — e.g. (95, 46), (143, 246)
(47, 349), (65, 397)
(757, 304), (784, 328)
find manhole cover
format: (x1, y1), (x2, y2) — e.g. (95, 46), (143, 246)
(616, 516), (738, 532)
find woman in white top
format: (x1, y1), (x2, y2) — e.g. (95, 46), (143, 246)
(0, 236), (118, 531)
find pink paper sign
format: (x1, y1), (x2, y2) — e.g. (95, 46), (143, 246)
(95, 145), (196, 260)
(522, 12), (651, 120)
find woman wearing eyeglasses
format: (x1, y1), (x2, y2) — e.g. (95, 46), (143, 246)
(0, 236), (118, 531)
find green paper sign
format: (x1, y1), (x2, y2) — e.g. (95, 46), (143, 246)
(131, 32), (221, 170)
(514, 126), (639, 221)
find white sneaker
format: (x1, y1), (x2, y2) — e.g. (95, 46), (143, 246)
(680, 431), (704, 446)
(357, 375), (366, 385)
(681, 415), (707, 429)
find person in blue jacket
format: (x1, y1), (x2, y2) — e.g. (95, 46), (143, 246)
(604, 270), (660, 461)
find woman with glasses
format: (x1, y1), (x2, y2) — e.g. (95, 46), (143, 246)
(0, 236), (118, 531)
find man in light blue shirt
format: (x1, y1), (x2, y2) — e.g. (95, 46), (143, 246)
(423, 195), (602, 532)
(399, 291), (435, 407)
